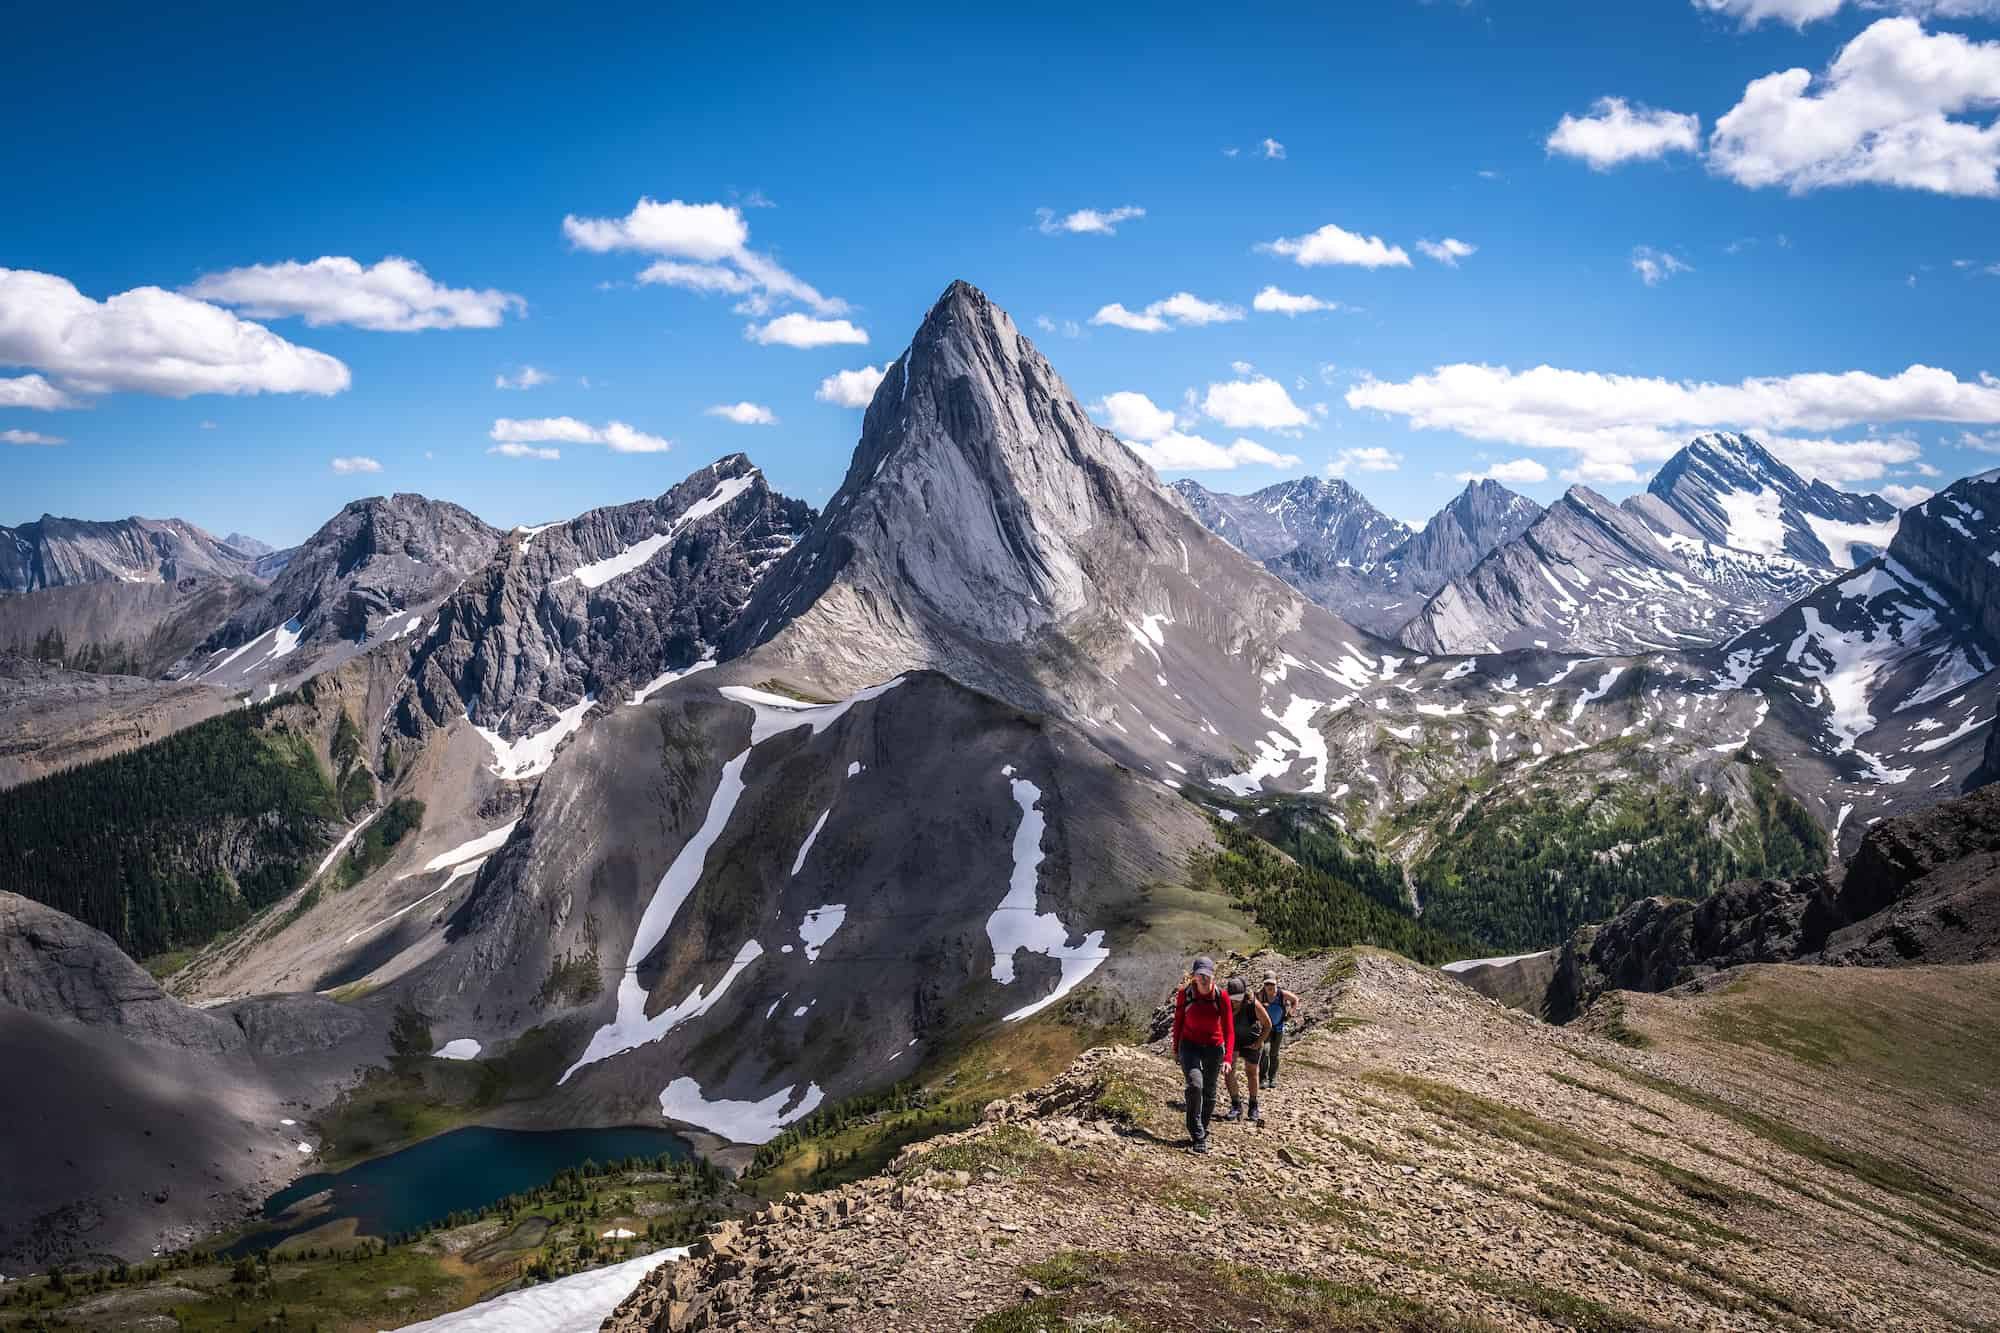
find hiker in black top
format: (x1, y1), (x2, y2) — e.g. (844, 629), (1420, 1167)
(1256, 971), (1301, 1089)
(1220, 976), (1272, 1124)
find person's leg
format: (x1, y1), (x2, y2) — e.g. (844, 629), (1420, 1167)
(1221, 1055), (1245, 1118)
(1180, 1045), (1206, 1143)
(1246, 1048), (1263, 1122)
(1262, 1029), (1282, 1087)
(1199, 1045), (1223, 1134)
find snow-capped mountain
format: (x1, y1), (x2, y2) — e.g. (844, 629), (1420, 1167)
(1169, 476), (1412, 564)
(1181, 476), (1540, 637)
(1639, 432), (1900, 569)
(0, 514), (261, 593)
(1403, 434), (1905, 657)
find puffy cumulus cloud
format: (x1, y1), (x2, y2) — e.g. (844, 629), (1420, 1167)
(1252, 286), (1340, 315)
(1546, 98), (1701, 169)
(1455, 458), (1550, 483)
(564, 196), (851, 318)
(1258, 223), (1411, 269)
(1089, 292), (1244, 333)
(184, 256), (523, 332)
(1122, 431), (1301, 472)
(491, 416), (671, 454)
(705, 401), (777, 425)
(1, 428), (64, 445)
(488, 442), (562, 460)
(1326, 447), (1403, 477)
(1632, 247), (1694, 285)
(1036, 205), (1145, 235)
(330, 456), (382, 474)
(1093, 390), (1178, 441)
(1202, 375), (1312, 431)
(1345, 361), (2000, 484)
(0, 373), (76, 410)
(1879, 482), (1937, 506)
(1260, 138), (1287, 159)
(745, 315), (868, 348)
(816, 364), (886, 408)
(1710, 19), (2000, 198)
(497, 365), (554, 390)
(1692, 1), (2000, 28)
(1417, 237), (1477, 267)
(0, 268), (349, 401)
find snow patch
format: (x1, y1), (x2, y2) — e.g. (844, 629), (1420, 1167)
(393, 1246), (691, 1333)
(798, 904), (846, 962)
(658, 1077), (824, 1145)
(986, 774), (1108, 1023)
(471, 696), (596, 781)
(791, 810), (830, 876)
(557, 473), (759, 589)
(432, 1038), (482, 1060)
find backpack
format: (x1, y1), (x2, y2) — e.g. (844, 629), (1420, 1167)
(1179, 983), (1229, 1026)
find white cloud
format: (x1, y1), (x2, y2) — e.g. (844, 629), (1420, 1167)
(705, 401), (777, 425)
(745, 314), (869, 348)
(1326, 447), (1403, 477)
(564, 196), (848, 316)
(1259, 223), (1412, 269)
(1090, 292), (1245, 333)
(1345, 361), (2000, 484)
(185, 257), (523, 332)
(0, 268), (349, 400)
(1202, 375), (1313, 432)
(496, 365), (554, 390)
(1710, 18), (2000, 198)
(1632, 247), (1694, 285)
(0, 373), (76, 410)
(330, 455), (382, 474)
(491, 416), (671, 454)
(488, 442), (562, 460)
(1122, 431), (1301, 472)
(1547, 98), (1701, 169)
(1036, 206), (1145, 235)
(1094, 391), (1178, 441)
(1260, 138), (1287, 159)
(1691, 1), (2000, 29)
(199, 419), (217, 429)
(1455, 458), (1550, 483)
(1034, 315), (1083, 338)
(1252, 286), (1340, 315)
(1417, 237), (1477, 267)
(1964, 428), (2000, 452)
(1879, 482), (1936, 506)
(1, 428), (64, 445)
(816, 364), (886, 408)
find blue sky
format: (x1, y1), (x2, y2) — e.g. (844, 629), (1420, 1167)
(5, 0), (2000, 542)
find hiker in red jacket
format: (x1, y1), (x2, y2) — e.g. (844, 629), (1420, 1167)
(1171, 956), (1234, 1153)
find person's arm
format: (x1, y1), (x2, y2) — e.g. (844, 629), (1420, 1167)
(1222, 1000), (1235, 1068)
(1253, 997), (1272, 1042)
(1283, 989), (1300, 1012)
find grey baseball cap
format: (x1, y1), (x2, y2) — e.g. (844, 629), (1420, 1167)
(1190, 956), (1216, 977)
(1226, 976), (1248, 996)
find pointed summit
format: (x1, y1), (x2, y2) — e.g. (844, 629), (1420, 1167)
(724, 280), (1346, 703)
(1642, 431), (1897, 567)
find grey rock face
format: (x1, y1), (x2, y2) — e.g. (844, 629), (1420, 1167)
(0, 515), (260, 594)
(188, 493), (502, 690)
(397, 454), (812, 739)
(0, 891), (244, 1053)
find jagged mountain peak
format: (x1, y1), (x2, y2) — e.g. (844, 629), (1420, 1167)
(1642, 431), (1897, 569)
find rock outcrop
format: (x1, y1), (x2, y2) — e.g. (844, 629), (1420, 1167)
(0, 515), (262, 594)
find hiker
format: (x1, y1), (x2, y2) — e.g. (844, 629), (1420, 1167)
(1221, 976), (1272, 1124)
(1171, 956), (1234, 1153)
(1256, 971), (1300, 1089)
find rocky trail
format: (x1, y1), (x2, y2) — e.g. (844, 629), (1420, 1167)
(607, 951), (2000, 1332)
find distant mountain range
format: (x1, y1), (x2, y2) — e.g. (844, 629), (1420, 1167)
(1180, 432), (1906, 658)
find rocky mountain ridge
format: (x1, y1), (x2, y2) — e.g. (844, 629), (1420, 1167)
(0, 514), (261, 594)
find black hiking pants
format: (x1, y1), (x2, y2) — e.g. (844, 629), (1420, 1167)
(1260, 1029), (1283, 1086)
(1180, 1041), (1225, 1142)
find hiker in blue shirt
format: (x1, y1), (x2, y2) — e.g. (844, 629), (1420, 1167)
(1256, 971), (1301, 1090)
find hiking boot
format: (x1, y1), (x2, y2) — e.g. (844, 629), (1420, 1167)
(1220, 1103), (1243, 1122)
(1191, 1137), (1211, 1154)
(1248, 1102), (1263, 1124)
